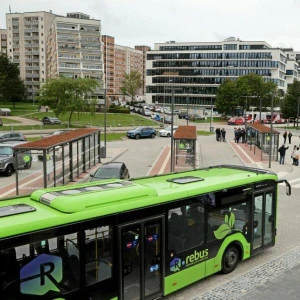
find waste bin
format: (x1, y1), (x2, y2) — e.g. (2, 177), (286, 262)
(100, 146), (106, 158)
(210, 126), (214, 133)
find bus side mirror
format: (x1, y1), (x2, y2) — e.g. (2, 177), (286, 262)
(276, 179), (291, 196)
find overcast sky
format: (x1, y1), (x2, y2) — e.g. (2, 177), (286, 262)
(1, 0), (300, 50)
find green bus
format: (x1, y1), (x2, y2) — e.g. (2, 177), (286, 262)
(0, 165), (290, 300)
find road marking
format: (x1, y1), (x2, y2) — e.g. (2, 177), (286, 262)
(277, 171), (290, 179)
(158, 150), (170, 174)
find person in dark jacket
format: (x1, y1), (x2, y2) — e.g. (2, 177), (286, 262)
(278, 144), (289, 165)
(283, 131), (287, 144)
(221, 128), (226, 142)
(288, 132), (293, 144)
(215, 128), (221, 141)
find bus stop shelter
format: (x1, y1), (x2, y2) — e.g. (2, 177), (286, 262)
(173, 125), (197, 171)
(12, 128), (101, 195)
(246, 123), (280, 162)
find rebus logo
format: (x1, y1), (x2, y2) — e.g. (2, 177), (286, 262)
(20, 254), (62, 295)
(170, 257), (184, 272)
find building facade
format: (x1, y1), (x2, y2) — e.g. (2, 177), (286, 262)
(6, 11), (55, 101)
(282, 48), (300, 87)
(146, 37), (294, 108)
(46, 12), (104, 104)
(102, 36), (145, 101)
(0, 29), (7, 56)
(135, 45), (151, 95)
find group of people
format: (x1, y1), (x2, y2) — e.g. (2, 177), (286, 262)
(234, 127), (246, 143)
(215, 128), (226, 142)
(283, 131), (293, 144)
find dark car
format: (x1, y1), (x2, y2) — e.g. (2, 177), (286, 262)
(90, 162), (130, 182)
(42, 116), (62, 125)
(178, 112), (188, 119)
(126, 127), (156, 140)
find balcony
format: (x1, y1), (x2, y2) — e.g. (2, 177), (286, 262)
(25, 81), (40, 86)
(25, 58), (40, 62)
(24, 28), (39, 33)
(24, 20), (39, 25)
(12, 29), (19, 33)
(25, 66), (40, 71)
(26, 73), (40, 78)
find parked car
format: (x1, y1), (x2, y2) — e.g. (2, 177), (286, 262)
(228, 117), (245, 125)
(0, 118), (3, 126)
(37, 144), (69, 161)
(0, 131), (26, 142)
(127, 127), (156, 139)
(158, 125), (179, 137)
(188, 114), (205, 121)
(0, 141), (32, 176)
(90, 162), (130, 181)
(163, 116), (172, 124)
(178, 112), (188, 119)
(42, 116), (62, 125)
(173, 109), (181, 115)
(144, 109), (152, 117)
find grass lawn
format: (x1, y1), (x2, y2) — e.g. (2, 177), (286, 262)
(194, 117), (226, 123)
(197, 130), (214, 136)
(0, 102), (39, 115)
(1, 117), (21, 124)
(26, 132), (127, 142)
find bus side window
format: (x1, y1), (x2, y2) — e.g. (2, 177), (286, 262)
(85, 226), (113, 285)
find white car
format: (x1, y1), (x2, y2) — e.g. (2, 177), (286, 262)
(158, 125), (178, 137)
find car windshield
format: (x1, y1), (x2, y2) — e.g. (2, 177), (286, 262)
(164, 126), (171, 131)
(0, 146), (13, 155)
(94, 167), (120, 178)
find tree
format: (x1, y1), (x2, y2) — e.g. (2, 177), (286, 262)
(37, 77), (99, 125)
(215, 79), (239, 115)
(236, 74), (277, 109)
(120, 70), (143, 103)
(0, 55), (27, 107)
(281, 80), (300, 122)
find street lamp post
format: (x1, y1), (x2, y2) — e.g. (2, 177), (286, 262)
(186, 96), (189, 126)
(103, 88), (107, 158)
(170, 81), (175, 172)
(297, 96), (300, 131)
(269, 93), (274, 168)
(209, 97), (213, 133)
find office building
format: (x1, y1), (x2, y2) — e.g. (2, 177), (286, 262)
(146, 37), (296, 108)
(0, 29), (7, 56)
(6, 11), (56, 101)
(47, 12), (104, 104)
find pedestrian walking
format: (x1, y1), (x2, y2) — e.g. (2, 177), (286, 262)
(278, 144), (289, 165)
(215, 128), (221, 142)
(241, 129), (246, 143)
(291, 145), (297, 165)
(295, 147), (299, 166)
(288, 132), (293, 144)
(283, 131), (287, 144)
(221, 128), (226, 142)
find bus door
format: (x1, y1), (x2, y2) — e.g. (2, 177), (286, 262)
(252, 190), (275, 252)
(118, 216), (165, 300)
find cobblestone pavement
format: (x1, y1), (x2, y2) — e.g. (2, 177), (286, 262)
(192, 246), (300, 300)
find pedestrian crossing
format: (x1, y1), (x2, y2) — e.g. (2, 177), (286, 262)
(279, 177), (300, 189)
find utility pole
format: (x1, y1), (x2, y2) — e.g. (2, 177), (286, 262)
(269, 93), (274, 168)
(170, 85), (174, 172)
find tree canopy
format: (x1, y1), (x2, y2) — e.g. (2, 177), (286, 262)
(0, 55), (27, 107)
(281, 79), (300, 120)
(120, 70), (143, 103)
(215, 73), (278, 115)
(37, 77), (99, 125)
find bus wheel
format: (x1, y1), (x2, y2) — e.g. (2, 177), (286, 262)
(222, 245), (239, 274)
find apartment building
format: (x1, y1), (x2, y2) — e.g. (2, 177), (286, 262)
(6, 11), (55, 101)
(135, 45), (151, 95)
(102, 35), (145, 101)
(146, 37), (295, 108)
(0, 29), (7, 56)
(47, 12), (104, 104)
(102, 35), (115, 96)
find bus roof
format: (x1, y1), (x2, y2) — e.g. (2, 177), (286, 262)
(0, 165), (277, 239)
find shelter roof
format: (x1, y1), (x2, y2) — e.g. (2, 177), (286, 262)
(13, 128), (101, 150)
(173, 125), (197, 140)
(246, 123), (280, 134)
